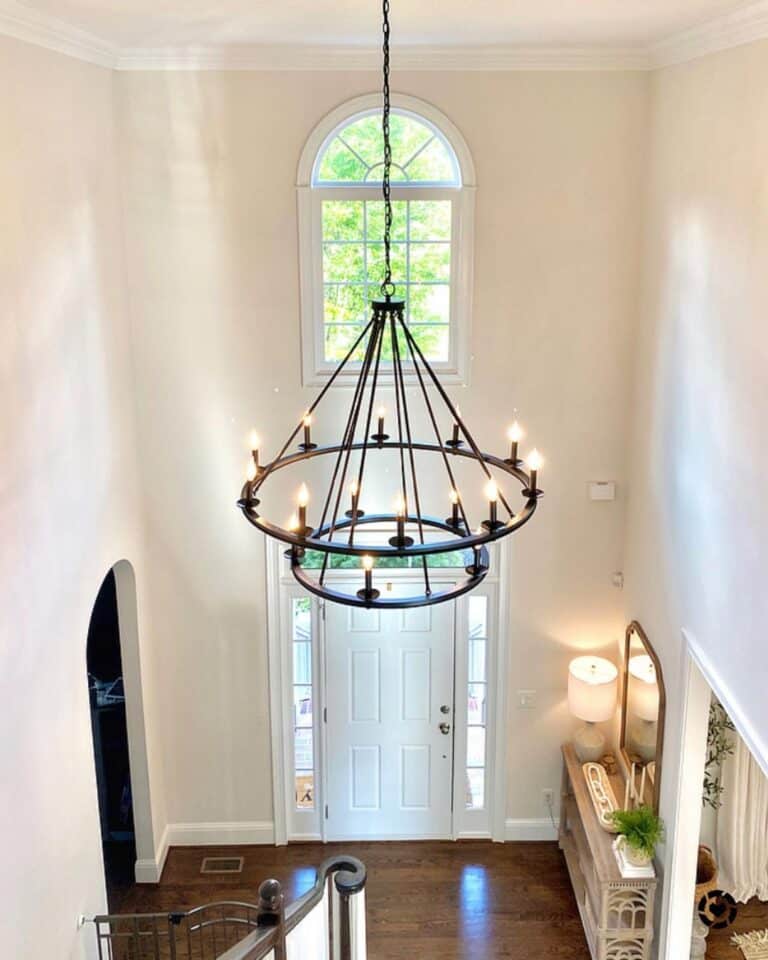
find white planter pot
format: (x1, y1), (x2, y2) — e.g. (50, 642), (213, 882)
(623, 841), (653, 867)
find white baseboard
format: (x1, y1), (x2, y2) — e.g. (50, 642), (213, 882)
(504, 818), (560, 842)
(167, 820), (275, 846)
(133, 817), (554, 881)
(135, 823), (170, 884)
(134, 821), (274, 882)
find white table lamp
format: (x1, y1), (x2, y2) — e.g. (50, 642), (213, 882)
(568, 656), (618, 762)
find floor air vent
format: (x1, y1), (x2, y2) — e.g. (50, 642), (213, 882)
(200, 856), (244, 875)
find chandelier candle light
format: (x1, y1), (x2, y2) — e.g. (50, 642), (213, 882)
(236, 0), (544, 609)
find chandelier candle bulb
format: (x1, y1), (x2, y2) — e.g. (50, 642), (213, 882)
(396, 494), (405, 542)
(527, 449), (543, 496)
(297, 483), (310, 533)
(249, 431), (261, 471)
(347, 479), (363, 519)
(371, 405), (389, 443)
(507, 421), (524, 464)
(363, 554), (374, 592)
(301, 414), (317, 450)
(466, 544), (483, 576)
(446, 406), (462, 448)
(485, 478), (499, 527)
(244, 458), (259, 505)
(357, 554), (381, 603)
(450, 489), (460, 527)
(389, 493), (413, 548)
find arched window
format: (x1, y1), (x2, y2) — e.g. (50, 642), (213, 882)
(298, 94), (475, 386)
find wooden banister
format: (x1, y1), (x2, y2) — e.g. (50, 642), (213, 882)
(90, 856), (367, 960)
(203, 856), (367, 960)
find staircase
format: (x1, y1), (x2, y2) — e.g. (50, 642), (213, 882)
(89, 855), (367, 960)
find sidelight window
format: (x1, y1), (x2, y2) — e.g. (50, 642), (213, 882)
(466, 594), (488, 809)
(292, 597), (314, 811)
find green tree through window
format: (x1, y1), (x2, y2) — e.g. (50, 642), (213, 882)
(313, 111), (460, 365)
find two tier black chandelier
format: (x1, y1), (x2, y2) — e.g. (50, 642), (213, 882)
(238, 0), (543, 609)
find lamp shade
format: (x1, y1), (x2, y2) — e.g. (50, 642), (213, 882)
(568, 656), (618, 723)
(628, 654), (660, 722)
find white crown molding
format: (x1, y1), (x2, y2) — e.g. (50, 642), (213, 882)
(113, 44), (650, 72)
(0, 0), (116, 67)
(649, 0), (768, 67)
(3, 0), (768, 73)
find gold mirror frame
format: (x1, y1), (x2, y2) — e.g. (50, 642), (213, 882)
(620, 621), (666, 812)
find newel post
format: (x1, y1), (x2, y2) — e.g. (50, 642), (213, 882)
(257, 878), (286, 959)
(330, 858), (367, 960)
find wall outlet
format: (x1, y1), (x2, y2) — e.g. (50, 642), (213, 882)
(517, 689), (537, 709)
(542, 788), (554, 807)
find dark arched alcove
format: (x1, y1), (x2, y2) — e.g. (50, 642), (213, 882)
(87, 569), (135, 908)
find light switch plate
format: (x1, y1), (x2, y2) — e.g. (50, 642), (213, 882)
(518, 689), (537, 709)
(589, 481), (616, 501)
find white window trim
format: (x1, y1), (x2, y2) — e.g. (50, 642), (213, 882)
(297, 93), (476, 388)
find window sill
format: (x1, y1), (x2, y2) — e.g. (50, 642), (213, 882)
(303, 366), (470, 388)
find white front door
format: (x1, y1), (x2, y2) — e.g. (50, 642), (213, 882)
(324, 595), (455, 840)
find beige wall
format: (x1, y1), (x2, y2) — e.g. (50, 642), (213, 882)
(623, 39), (768, 951)
(6, 24), (768, 954)
(0, 37), (164, 958)
(115, 69), (648, 828)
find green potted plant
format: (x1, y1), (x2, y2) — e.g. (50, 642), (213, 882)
(610, 806), (664, 867)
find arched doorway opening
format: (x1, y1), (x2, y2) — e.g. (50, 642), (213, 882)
(87, 560), (156, 908)
(87, 569), (135, 906)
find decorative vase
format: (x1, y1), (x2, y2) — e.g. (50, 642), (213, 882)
(694, 845), (718, 903)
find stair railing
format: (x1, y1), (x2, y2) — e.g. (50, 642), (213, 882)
(88, 855), (366, 960)
(220, 855), (367, 960)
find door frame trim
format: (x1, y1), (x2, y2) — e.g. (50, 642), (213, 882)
(266, 538), (511, 845)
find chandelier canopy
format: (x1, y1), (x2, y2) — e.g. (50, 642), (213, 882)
(238, 0), (543, 609)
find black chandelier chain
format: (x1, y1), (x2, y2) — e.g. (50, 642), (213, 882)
(381, 0), (394, 298)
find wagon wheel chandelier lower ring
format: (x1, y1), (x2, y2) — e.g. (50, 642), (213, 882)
(291, 535), (491, 610)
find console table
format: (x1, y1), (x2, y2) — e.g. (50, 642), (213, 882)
(560, 743), (657, 960)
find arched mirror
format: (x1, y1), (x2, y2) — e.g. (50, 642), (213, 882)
(620, 621), (666, 812)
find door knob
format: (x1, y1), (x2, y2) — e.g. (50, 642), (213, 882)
(439, 722), (451, 735)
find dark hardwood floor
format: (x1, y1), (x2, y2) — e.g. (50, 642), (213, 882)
(118, 841), (590, 959)
(707, 896), (768, 958)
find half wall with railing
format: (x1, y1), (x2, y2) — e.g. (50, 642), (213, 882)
(89, 855), (366, 960)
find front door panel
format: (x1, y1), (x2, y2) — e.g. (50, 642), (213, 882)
(325, 597), (455, 840)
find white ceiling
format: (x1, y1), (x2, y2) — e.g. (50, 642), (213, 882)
(11, 0), (755, 50)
